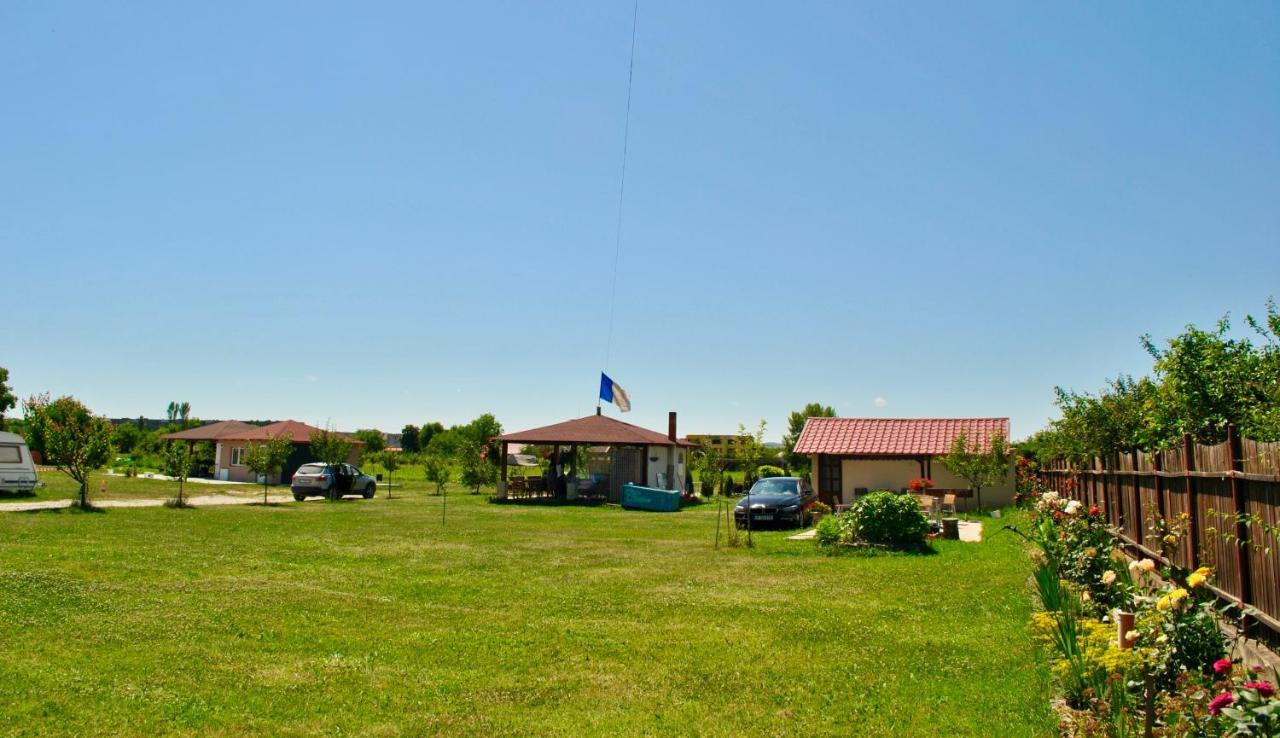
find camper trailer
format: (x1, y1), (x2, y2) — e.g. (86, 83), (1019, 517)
(0, 431), (38, 493)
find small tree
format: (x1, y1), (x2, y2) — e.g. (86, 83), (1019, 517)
(243, 434), (294, 503)
(400, 424), (421, 453)
(783, 402), (836, 473)
(938, 431), (1012, 511)
(378, 450), (402, 499)
(423, 453), (451, 496)
(23, 394), (114, 508)
(0, 366), (17, 431)
(163, 442), (193, 507)
(309, 426), (353, 501)
(458, 439), (496, 494)
(691, 443), (726, 497)
(354, 429), (387, 457)
(729, 421), (768, 487)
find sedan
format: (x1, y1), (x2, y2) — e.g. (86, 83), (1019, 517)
(734, 476), (817, 529)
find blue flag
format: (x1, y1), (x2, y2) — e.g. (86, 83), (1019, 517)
(599, 373), (632, 412)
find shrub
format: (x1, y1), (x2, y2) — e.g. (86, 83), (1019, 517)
(808, 500), (831, 517)
(756, 465), (785, 479)
(847, 490), (930, 549)
(814, 515), (842, 549)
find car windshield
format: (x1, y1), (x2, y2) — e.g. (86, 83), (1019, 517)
(298, 463), (328, 475)
(748, 479), (798, 496)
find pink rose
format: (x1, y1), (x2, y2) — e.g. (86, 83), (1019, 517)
(1243, 681), (1276, 698)
(1213, 658), (1233, 675)
(1208, 691), (1235, 716)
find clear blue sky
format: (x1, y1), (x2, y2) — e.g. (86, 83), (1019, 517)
(3, 2), (1278, 441)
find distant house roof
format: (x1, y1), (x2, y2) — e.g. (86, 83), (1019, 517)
(162, 420), (261, 442)
(218, 420), (364, 444)
(497, 414), (693, 447)
(507, 454), (539, 467)
(793, 417), (1010, 457)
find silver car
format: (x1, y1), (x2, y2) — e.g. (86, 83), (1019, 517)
(291, 463), (376, 501)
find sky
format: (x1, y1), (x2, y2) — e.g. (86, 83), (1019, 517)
(2, 2), (1278, 442)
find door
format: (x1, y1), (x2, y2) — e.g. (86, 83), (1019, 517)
(610, 446), (643, 502)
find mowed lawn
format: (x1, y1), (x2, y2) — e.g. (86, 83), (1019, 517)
(0, 480), (1055, 737)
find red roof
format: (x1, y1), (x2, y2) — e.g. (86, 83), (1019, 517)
(162, 420), (261, 442)
(497, 414), (692, 446)
(220, 420), (364, 444)
(793, 417), (1010, 456)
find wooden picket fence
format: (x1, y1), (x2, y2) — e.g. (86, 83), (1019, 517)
(1038, 425), (1280, 638)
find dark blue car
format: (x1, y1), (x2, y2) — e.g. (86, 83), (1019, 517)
(734, 476), (817, 529)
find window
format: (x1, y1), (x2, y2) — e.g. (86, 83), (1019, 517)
(231, 447), (245, 466)
(819, 455), (842, 496)
(0, 445), (21, 464)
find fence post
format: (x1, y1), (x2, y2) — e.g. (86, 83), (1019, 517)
(1226, 424), (1253, 618)
(1184, 433), (1200, 569)
(1153, 449), (1166, 523)
(1131, 450), (1143, 544)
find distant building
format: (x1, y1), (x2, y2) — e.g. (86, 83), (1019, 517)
(163, 420), (363, 484)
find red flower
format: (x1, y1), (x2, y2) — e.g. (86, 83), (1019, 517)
(1244, 681), (1276, 698)
(1208, 691), (1235, 716)
(1213, 658), (1233, 675)
(1089, 505), (1100, 516)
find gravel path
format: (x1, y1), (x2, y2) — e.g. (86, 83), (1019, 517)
(0, 493), (294, 512)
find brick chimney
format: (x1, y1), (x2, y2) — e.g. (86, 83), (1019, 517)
(668, 411), (677, 442)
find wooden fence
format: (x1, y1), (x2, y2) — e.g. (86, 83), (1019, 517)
(1038, 425), (1280, 637)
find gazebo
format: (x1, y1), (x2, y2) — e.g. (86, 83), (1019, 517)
(495, 410), (694, 503)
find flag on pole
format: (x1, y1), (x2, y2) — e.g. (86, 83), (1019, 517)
(599, 373), (631, 412)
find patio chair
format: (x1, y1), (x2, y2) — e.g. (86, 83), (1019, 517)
(917, 494), (938, 520)
(941, 493), (957, 518)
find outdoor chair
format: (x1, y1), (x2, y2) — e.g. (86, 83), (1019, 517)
(941, 493), (957, 517)
(917, 495), (938, 520)
(509, 477), (526, 498)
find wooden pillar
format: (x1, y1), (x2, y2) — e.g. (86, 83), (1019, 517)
(1226, 424), (1253, 612)
(501, 441), (509, 482)
(1184, 433), (1200, 568)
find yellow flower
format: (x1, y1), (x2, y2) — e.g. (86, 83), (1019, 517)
(1187, 567), (1211, 589)
(1164, 534), (1178, 544)
(1157, 594), (1172, 611)
(1102, 570), (1117, 585)
(1158, 588), (1190, 611)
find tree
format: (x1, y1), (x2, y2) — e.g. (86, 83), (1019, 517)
(400, 424), (421, 453)
(354, 429), (387, 462)
(308, 426), (353, 501)
(783, 402), (835, 472)
(691, 442), (727, 497)
(112, 422), (143, 454)
(419, 421), (445, 449)
(458, 439), (495, 494)
(464, 414), (503, 464)
(728, 421), (768, 488)
(23, 395), (114, 508)
(163, 442), (193, 507)
(0, 367), (16, 431)
(242, 434), (294, 504)
(938, 430), (1012, 511)
(423, 453), (451, 496)
(376, 450), (401, 499)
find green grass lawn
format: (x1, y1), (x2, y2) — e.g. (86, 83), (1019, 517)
(0, 487), (1055, 737)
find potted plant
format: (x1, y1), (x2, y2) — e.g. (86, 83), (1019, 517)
(808, 500), (832, 525)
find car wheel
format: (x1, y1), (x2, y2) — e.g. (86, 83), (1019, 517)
(293, 492), (306, 501)
(362, 484), (375, 499)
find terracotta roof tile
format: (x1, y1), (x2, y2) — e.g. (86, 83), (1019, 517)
(792, 417), (1009, 456)
(162, 420), (261, 442)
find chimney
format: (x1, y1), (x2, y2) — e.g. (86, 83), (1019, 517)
(668, 411), (677, 442)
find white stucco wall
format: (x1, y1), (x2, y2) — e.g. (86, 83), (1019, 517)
(645, 445), (688, 492)
(815, 456), (1015, 509)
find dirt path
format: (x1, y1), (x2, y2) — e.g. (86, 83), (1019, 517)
(0, 493), (294, 512)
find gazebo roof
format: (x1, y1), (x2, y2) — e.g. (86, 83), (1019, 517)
(497, 414), (693, 447)
(162, 420), (261, 442)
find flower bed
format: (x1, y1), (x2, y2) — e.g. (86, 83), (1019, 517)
(1013, 464), (1280, 736)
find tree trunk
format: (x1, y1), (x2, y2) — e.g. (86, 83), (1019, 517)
(79, 477), (88, 508)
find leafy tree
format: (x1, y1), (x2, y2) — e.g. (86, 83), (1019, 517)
(376, 450), (402, 499)
(458, 439), (495, 494)
(464, 414), (503, 463)
(938, 430), (1011, 511)
(163, 442), (193, 507)
(354, 429), (387, 456)
(112, 422), (143, 454)
(783, 402), (835, 472)
(423, 453), (451, 496)
(419, 422), (445, 449)
(400, 424), (421, 453)
(729, 421), (768, 487)
(23, 394), (114, 508)
(0, 367), (16, 431)
(691, 442), (727, 497)
(308, 426), (353, 501)
(242, 434), (294, 503)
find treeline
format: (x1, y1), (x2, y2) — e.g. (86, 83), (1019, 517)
(1023, 299), (1280, 464)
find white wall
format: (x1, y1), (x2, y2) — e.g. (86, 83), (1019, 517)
(645, 445), (687, 491)
(823, 457), (1015, 509)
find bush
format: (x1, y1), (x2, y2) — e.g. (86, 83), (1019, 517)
(847, 490), (929, 549)
(756, 465), (785, 478)
(814, 514), (842, 549)
(808, 500), (831, 517)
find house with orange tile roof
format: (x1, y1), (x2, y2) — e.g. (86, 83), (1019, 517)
(792, 417), (1013, 510)
(164, 420), (362, 484)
